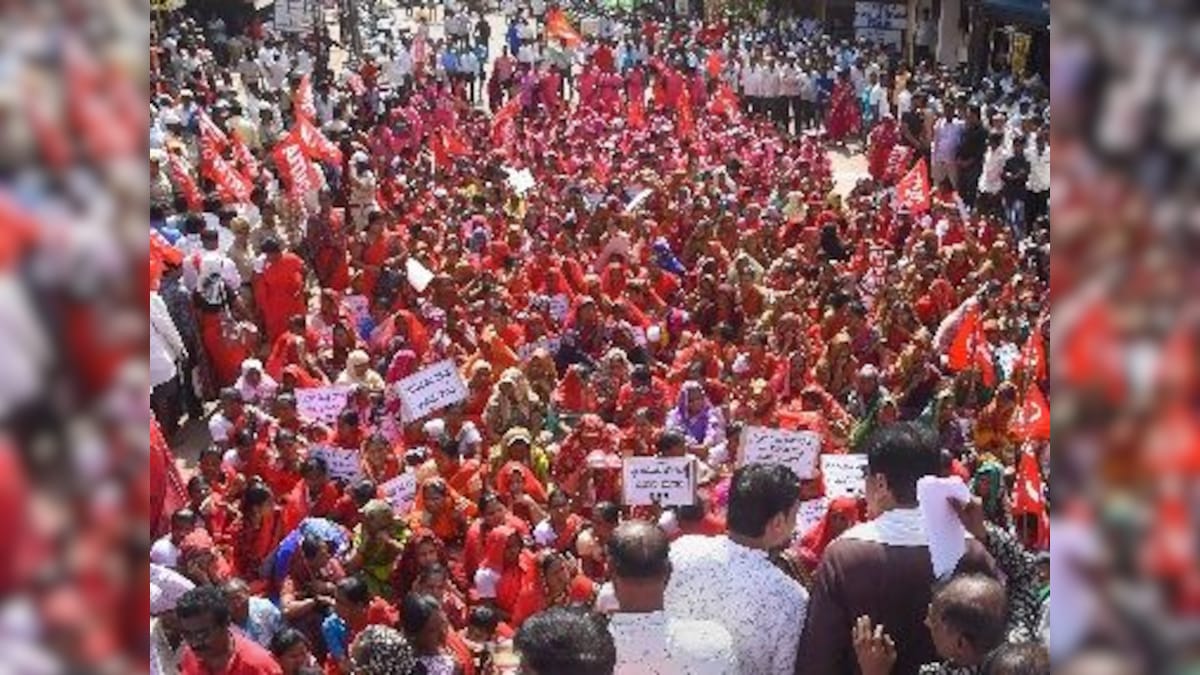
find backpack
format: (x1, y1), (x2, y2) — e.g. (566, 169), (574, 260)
(192, 253), (230, 309)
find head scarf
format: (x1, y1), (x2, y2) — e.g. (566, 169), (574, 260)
(350, 625), (418, 675)
(668, 381), (713, 444)
(797, 497), (861, 567)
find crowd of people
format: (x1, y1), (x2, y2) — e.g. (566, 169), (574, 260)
(149, 0), (1051, 673)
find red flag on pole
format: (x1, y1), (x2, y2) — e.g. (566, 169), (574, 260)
(491, 96), (520, 147)
(1010, 384), (1050, 441)
(230, 131), (260, 181)
(197, 111), (230, 155)
(545, 8), (582, 47)
(293, 73), (317, 123)
(707, 83), (739, 119)
(705, 51), (724, 79)
(1011, 445), (1048, 549)
(946, 302), (995, 386)
(895, 157), (931, 213)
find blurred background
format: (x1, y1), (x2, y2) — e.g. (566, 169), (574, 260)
(0, 0), (1195, 672)
(1051, 0), (1200, 673)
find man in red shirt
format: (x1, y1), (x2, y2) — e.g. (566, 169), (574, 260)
(176, 586), (282, 674)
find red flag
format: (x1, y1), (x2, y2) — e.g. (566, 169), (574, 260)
(1018, 328), (1047, 384)
(203, 152), (252, 205)
(1010, 384), (1050, 441)
(273, 136), (322, 200)
(1011, 445), (1048, 549)
(293, 116), (343, 165)
(293, 73), (317, 123)
(545, 8), (582, 47)
(197, 111), (230, 157)
(895, 158), (931, 213)
(491, 96), (520, 147)
(230, 131), (260, 181)
(946, 303), (995, 386)
(442, 128), (469, 157)
(166, 152), (203, 211)
(707, 83), (739, 119)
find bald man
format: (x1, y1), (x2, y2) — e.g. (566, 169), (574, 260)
(853, 573), (1010, 675)
(607, 521), (739, 674)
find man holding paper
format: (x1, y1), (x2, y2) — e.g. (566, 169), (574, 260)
(797, 424), (997, 675)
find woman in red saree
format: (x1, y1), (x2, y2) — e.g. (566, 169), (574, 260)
(360, 433), (402, 485)
(393, 529), (463, 600)
(532, 489), (586, 554)
(553, 415), (622, 502)
(281, 536), (346, 660)
(792, 496), (862, 576)
(353, 214), (398, 300)
(471, 525), (531, 621)
(511, 551), (597, 628)
(464, 492), (531, 582)
(228, 482), (285, 594)
(867, 115), (899, 181)
(407, 478), (477, 546)
(825, 70), (861, 144)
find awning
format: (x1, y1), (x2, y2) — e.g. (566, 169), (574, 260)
(980, 0), (1049, 27)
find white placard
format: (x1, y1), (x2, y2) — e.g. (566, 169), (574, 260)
(622, 457), (696, 507)
(395, 359), (469, 422)
(624, 188), (654, 213)
(379, 473), (419, 515)
(505, 167), (537, 194)
(821, 454), (869, 499)
(518, 336), (562, 361)
(741, 426), (822, 479)
(406, 258), (435, 293)
(295, 386), (351, 424)
(794, 497), (831, 536)
(854, 1), (907, 29)
(312, 445), (363, 482)
(274, 0), (317, 35)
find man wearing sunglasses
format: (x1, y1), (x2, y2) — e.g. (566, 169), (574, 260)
(176, 586), (282, 674)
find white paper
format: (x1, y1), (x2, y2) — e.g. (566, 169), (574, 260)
(624, 188), (654, 213)
(917, 476), (972, 579)
(821, 454), (869, 499)
(395, 359), (469, 422)
(406, 258), (435, 293)
(379, 473), (419, 514)
(741, 426), (822, 479)
(295, 386), (351, 424)
(621, 457), (695, 507)
(504, 167), (537, 194)
(312, 445), (363, 482)
(794, 497), (831, 536)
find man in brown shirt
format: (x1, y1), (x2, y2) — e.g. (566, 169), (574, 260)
(796, 423), (997, 675)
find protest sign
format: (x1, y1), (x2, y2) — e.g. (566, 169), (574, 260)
(295, 386), (350, 424)
(379, 473), (419, 515)
(622, 457), (696, 507)
(741, 426), (822, 479)
(311, 445), (362, 482)
(395, 359), (469, 422)
(406, 258), (434, 293)
(822, 454), (869, 499)
(794, 497), (831, 536)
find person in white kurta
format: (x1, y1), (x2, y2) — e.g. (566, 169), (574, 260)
(608, 522), (739, 675)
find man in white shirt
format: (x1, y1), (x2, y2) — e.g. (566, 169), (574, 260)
(976, 132), (1010, 216)
(608, 522), (739, 674)
(665, 463), (808, 674)
(931, 106), (964, 188)
(1025, 128), (1050, 224)
(151, 509), (199, 569)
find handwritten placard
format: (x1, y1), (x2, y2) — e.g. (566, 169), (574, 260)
(822, 454), (869, 499)
(518, 337), (562, 361)
(295, 386), (350, 424)
(395, 359), (469, 422)
(548, 294), (571, 325)
(794, 497), (831, 536)
(741, 426), (822, 479)
(622, 457), (696, 507)
(379, 473), (419, 515)
(311, 445), (363, 482)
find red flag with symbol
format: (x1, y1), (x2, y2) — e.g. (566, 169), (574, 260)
(545, 8), (582, 47)
(946, 302), (995, 386)
(293, 73), (317, 123)
(273, 136), (322, 200)
(197, 111), (230, 158)
(895, 157), (931, 213)
(1010, 384), (1050, 441)
(491, 96), (520, 148)
(1011, 445), (1048, 549)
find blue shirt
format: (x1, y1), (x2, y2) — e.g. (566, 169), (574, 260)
(239, 596), (283, 647)
(321, 614), (352, 660)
